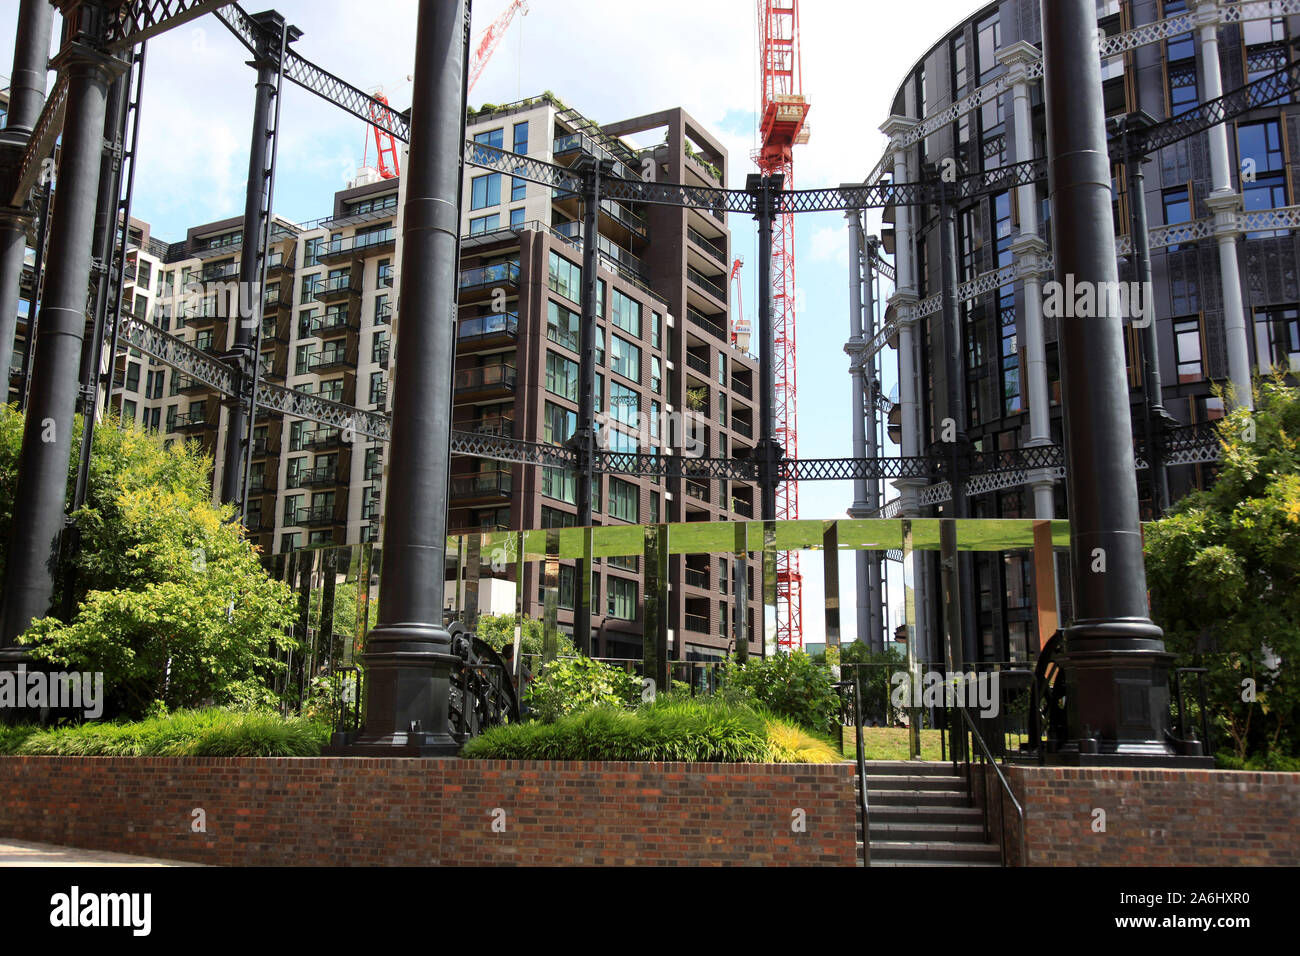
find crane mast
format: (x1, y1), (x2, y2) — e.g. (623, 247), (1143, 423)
(756, 0), (809, 650)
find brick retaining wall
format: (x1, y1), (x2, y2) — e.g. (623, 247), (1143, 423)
(972, 765), (1300, 866)
(0, 758), (858, 867)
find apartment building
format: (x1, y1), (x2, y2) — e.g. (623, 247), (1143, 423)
(87, 94), (755, 662)
(877, 0), (1300, 663)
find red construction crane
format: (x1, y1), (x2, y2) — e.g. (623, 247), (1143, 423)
(468, 0), (529, 94)
(755, 0), (809, 651)
(729, 257), (750, 350)
(361, 1), (529, 179)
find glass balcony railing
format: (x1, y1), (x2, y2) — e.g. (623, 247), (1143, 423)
(459, 262), (520, 291)
(458, 312), (518, 342)
(451, 470), (513, 499)
(454, 364), (516, 392)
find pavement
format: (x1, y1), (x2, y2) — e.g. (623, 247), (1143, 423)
(0, 839), (202, 867)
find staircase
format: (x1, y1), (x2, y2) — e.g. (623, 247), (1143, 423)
(854, 761), (1002, 867)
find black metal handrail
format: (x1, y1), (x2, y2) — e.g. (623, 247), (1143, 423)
(952, 704), (1026, 868)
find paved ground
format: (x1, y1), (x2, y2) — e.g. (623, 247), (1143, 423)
(0, 839), (201, 867)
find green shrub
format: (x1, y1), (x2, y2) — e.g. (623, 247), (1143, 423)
(722, 651), (840, 734)
(463, 696), (771, 762)
(523, 655), (641, 724)
(6, 709), (329, 757)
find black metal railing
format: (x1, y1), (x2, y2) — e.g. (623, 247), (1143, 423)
(687, 265), (727, 301)
(952, 704), (1026, 868)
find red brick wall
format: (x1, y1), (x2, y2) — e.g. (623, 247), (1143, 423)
(972, 765), (1300, 866)
(0, 758), (857, 867)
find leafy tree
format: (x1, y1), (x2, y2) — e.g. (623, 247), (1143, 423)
(1144, 378), (1300, 762)
(473, 613), (575, 660)
(523, 655), (640, 724)
(0, 407), (296, 718)
(722, 650), (841, 734)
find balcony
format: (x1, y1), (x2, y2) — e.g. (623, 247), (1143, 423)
(298, 505), (340, 528)
(260, 314), (290, 344)
(684, 566), (709, 590)
(200, 262), (241, 283)
(684, 612), (709, 634)
(313, 274), (361, 304)
(454, 363), (516, 398)
(311, 308), (359, 338)
(457, 311), (518, 349)
(301, 427), (345, 451)
(373, 343), (390, 368)
(294, 465), (343, 489)
(687, 265), (727, 302)
(375, 301), (393, 325)
(317, 228), (395, 265)
(369, 383), (388, 406)
(730, 497), (754, 518)
(450, 470), (513, 502)
(731, 375), (753, 400)
(172, 411), (214, 435)
(251, 435), (281, 457)
(731, 417), (753, 439)
(686, 307), (727, 342)
(459, 262), (520, 301)
(685, 351), (711, 378)
(174, 374), (211, 395)
(684, 479), (711, 504)
(687, 225), (727, 264)
(457, 415), (514, 438)
(308, 347), (355, 373)
(262, 286), (292, 312)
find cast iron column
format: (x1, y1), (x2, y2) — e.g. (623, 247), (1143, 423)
(1120, 114), (1172, 514)
(1, 8), (124, 647)
(1041, 0), (1182, 763)
(220, 13), (286, 508)
(0, 0), (55, 384)
(342, 0), (469, 756)
(572, 156), (610, 657)
(747, 173), (783, 521)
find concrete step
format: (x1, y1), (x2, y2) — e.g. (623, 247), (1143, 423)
(867, 804), (984, 826)
(870, 840), (1002, 864)
(861, 774), (971, 791)
(858, 760), (960, 777)
(867, 788), (971, 807)
(868, 822), (988, 843)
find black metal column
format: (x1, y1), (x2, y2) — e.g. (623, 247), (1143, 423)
(0, 9), (125, 648)
(572, 156), (610, 657)
(1041, 0), (1184, 764)
(63, 51), (131, 619)
(747, 173), (783, 521)
(221, 12), (291, 509)
(337, 0), (470, 756)
(935, 178), (977, 666)
(1120, 114), (1172, 514)
(0, 0), (55, 386)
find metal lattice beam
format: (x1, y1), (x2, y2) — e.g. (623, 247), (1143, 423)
(105, 0), (235, 51)
(9, 73), (68, 207)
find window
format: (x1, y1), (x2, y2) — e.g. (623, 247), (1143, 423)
(610, 382), (638, 429)
(509, 207), (526, 227)
(543, 401), (576, 445)
(145, 368), (164, 399)
(976, 14), (1001, 82)
(1237, 120), (1289, 236)
(1254, 305), (1300, 373)
(610, 334), (641, 382)
(295, 345), (311, 375)
(545, 351), (579, 401)
(595, 373), (604, 413)
(610, 288), (641, 337)
(512, 121), (529, 155)
(474, 128), (504, 149)
(540, 506), (577, 529)
(345, 192), (398, 216)
(283, 493), (302, 525)
(548, 251), (581, 302)
(650, 356), (661, 394)
(121, 399), (136, 422)
(300, 273), (320, 304)
(537, 564), (575, 609)
(651, 312), (661, 349)
(649, 492), (660, 524)
(511, 177), (526, 202)
(470, 214), (500, 235)
(607, 577), (637, 620)
(542, 465), (576, 504)
(1173, 317), (1204, 382)
(1162, 186), (1192, 251)
(377, 259), (394, 288)
(595, 326), (605, 367)
(609, 478), (639, 523)
(471, 173), (501, 210)
(303, 237), (323, 267)
(547, 300), (580, 352)
(280, 533), (300, 554)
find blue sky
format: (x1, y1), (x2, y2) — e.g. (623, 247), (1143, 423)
(0, 0), (987, 645)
